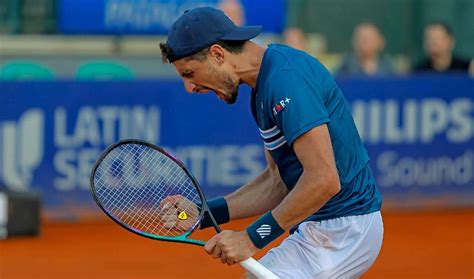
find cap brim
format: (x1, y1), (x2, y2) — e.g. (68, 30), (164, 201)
(220, 26), (263, 41)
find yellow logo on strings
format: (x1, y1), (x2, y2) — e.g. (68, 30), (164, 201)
(178, 211), (188, 220)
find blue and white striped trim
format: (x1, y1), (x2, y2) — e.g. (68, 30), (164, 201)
(264, 136), (287, 150)
(259, 126), (280, 139)
(259, 126), (287, 151)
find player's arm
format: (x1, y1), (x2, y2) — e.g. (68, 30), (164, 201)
(204, 124), (340, 263)
(200, 149), (287, 229)
(225, 149), (288, 220)
(272, 124), (340, 229)
(245, 124), (341, 249)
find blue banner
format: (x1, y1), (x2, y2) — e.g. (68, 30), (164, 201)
(58, 0), (285, 35)
(0, 76), (473, 219)
(339, 75), (474, 208)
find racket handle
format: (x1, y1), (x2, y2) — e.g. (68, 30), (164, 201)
(240, 257), (279, 279)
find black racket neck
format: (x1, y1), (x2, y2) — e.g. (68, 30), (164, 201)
(204, 210), (222, 233)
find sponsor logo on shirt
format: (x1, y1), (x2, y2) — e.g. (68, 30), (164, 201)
(272, 97), (291, 115)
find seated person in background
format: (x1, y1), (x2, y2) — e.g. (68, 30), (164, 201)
(337, 23), (395, 76)
(218, 0), (245, 26)
(415, 22), (472, 73)
(284, 27), (307, 51)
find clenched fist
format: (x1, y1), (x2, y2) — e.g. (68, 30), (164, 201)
(159, 195), (199, 233)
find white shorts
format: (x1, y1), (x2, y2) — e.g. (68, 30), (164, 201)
(255, 211), (384, 279)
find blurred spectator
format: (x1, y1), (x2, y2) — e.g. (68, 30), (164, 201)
(283, 0), (307, 51)
(218, 0), (245, 26)
(415, 22), (472, 73)
(337, 23), (395, 76)
(284, 27), (307, 51)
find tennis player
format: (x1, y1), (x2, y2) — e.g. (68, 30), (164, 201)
(159, 7), (383, 278)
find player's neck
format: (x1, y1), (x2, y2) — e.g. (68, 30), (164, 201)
(233, 42), (267, 89)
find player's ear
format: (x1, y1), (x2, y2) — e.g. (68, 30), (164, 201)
(209, 44), (225, 64)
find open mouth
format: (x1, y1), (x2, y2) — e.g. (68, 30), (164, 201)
(195, 87), (228, 102)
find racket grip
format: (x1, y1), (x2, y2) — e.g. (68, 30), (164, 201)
(240, 257), (279, 279)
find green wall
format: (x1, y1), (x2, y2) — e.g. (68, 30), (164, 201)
(287, 0), (473, 60)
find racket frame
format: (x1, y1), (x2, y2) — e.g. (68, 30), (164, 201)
(90, 139), (221, 246)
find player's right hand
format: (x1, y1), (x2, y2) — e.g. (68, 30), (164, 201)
(159, 195), (199, 232)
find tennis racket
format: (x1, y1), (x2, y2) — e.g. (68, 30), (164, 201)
(90, 139), (278, 279)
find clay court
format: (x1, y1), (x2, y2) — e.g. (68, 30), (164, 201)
(1, 209), (472, 279)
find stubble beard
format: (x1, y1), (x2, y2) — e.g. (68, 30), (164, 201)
(225, 81), (239, 104)
(222, 73), (239, 105)
(208, 62), (239, 104)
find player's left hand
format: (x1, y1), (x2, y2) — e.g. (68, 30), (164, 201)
(204, 230), (258, 265)
(159, 195), (199, 232)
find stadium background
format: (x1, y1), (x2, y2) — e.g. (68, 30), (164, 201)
(0, 0), (473, 278)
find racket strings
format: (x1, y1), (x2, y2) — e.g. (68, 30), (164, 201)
(99, 149), (172, 230)
(97, 147), (165, 232)
(98, 145), (200, 235)
(94, 144), (202, 237)
(121, 155), (182, 232)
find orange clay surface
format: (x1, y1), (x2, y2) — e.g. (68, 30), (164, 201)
(1, 209), (472, 279)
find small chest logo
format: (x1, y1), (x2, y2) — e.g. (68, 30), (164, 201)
(272, 97), (291, 115)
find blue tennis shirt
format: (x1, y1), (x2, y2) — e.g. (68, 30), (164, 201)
(251, 44), (382, 230)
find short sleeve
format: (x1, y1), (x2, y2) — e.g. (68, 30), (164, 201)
(269, 70), (330, 146)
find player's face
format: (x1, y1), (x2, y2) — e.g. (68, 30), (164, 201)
(173, 57), (240, 104)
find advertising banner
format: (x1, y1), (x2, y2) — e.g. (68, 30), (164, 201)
(58, 0), (285, 34)
(1, 76), (472, 219)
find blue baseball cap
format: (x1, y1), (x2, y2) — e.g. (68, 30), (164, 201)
(166, 7), (262, 62)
